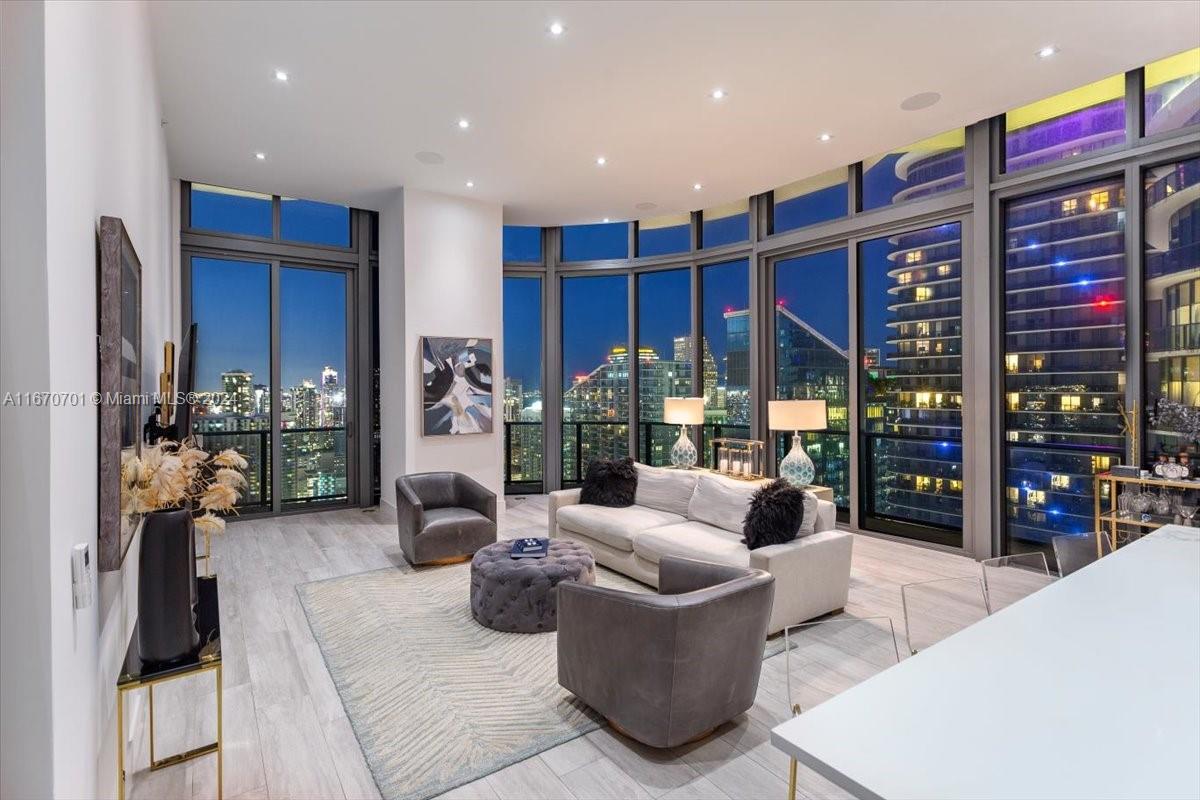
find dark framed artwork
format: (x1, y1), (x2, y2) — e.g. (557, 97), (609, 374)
(421, 336), (493, 436)
(98, 216), (142, 571)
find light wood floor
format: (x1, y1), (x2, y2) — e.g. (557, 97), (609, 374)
(124, 496), (984, 800)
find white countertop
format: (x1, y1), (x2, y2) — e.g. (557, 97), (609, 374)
(771, 525), (1200, 800)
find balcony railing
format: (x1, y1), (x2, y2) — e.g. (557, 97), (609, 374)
(193, 428), (270, 509)
(192, 426), (349, 509)
(562, 420), (629, 485)
(504, 420), (544, 494)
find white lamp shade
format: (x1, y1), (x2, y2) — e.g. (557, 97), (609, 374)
(663, 397), (705, 425)
(768, 399), (827, 431)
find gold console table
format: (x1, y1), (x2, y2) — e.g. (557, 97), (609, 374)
(117, 575), (222, 799)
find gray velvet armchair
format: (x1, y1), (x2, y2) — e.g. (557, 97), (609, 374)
(394, 472), (497, 566)
(557, 556), (774, 748)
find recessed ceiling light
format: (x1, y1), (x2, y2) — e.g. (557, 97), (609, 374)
(596, 156), (607, 166)
(710, 88), (726, 100)
(458, 118), (471, 130)
(693, 183), (703, 191)
(1037, 45), (1058, 59)
(602, 218), (610, 223)
(274, 69), (289, 82)
(254, 151), (266, 160)
(465, 180), (475, 188)
(548, 21), (565, 36)
(818, 132), (833, 142)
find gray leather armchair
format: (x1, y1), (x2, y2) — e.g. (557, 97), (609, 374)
(557, 556), (774, 748)
(395, 472), (497, 566)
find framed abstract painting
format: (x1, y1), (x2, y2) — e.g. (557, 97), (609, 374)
(421, 336), (493, 436)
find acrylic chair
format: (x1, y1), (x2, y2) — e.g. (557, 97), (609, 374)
(1051, 532), (1114, 577)
(782, 616), (902, 800)
(899, 576), (989, 655)
(979, 552), (1053, 613)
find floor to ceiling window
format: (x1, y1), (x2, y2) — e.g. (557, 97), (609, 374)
(279, 267), (349, 505)
(774, 248), (851, 511)
(1002, 176), (1127, 559)
(1144, 156), (1200, 461)
(636, 268), (693, 465)
(503, 275), (544, 493)
(562, 274), (630, 483)
(700, 259), (751, 465)
(190, 257), (272, 510)
(859, 222), (964, 545)
(701, 201), (750, 248)
(182, 181), (373, 514)
(562, 222), (629, 261)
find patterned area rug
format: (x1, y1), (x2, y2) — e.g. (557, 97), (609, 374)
(298, 562), (786, 800)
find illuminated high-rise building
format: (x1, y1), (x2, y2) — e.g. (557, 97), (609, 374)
(221, 370), (255, 416)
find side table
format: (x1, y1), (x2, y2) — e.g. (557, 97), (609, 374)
(117, 574), (222, 799)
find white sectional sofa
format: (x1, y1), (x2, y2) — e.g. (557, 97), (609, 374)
(548, 463), (853, 634)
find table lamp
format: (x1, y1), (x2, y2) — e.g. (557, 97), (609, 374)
(663, 397), (705, 469)
(769, 399), (827, 486)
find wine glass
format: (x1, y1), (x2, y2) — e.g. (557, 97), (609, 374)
(1181, 505), (1198, 526)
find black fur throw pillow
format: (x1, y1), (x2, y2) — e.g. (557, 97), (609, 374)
(742, 479), (806, 550)
(579, 456), (638, 507)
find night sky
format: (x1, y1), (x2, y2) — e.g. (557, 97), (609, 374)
(190, 190), (351, 392)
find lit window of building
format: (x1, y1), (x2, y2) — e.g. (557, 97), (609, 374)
(1088, 190), (1110, 211)
(1061, 198), (1078, 215)
(1006, 354), (1020, 373)
(1050, 473), (1071, 489)
(898, 272), (912, 284)
(937, 263), (952, 276)
(915, 286), (933, 301)
(906, 250), (923, 265)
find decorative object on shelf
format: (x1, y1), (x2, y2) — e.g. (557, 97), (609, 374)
(1146, 397), (1200, 452)
(769, 399), (828, 487)
(421, 336), (493, 435)
(1095, 470), (1200, 549)
(124, 439), (247, 664)
(98, 216), (142, 572)
(663, 397), (704, 469)
(712, 438), (766, 480)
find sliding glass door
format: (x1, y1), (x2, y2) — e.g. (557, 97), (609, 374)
(858, 222), (964, 546)
(188, 256), (355, 512)
(190, 257), (272, 510)
(280, 266), (350, 506)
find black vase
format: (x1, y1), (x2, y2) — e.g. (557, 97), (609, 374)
(138, 508), (199, 665)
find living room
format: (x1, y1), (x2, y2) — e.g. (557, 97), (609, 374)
(2, 2), (1198, 799)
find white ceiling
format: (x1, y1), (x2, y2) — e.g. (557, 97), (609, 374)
(149, 1), (1200, 225)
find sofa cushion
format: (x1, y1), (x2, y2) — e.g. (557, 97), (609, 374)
(634, 463), (699, 517)
(557, 504), (684, 552)
(579, 457), (638, 507)
(798, 490), (820, 537)
(743, 479), (807, 550)
(687, 473), (761, 534)
(632, 521), (751, 568)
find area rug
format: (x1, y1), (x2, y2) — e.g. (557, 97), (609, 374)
(297, 562), (788, 800)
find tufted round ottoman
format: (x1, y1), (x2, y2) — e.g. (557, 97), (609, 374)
(470, 539), (595, 633)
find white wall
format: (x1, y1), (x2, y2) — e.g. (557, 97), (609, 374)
(1, 1), (173, 797)
(379, 188), (505, 506)
(0, 3), (54, 798)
